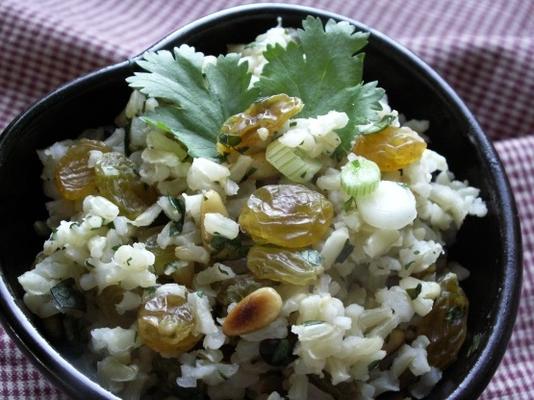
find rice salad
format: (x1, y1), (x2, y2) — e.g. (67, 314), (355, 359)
(19, 17), (487, 400)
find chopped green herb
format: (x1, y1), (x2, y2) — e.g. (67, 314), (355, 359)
(259, 338), (295, 367)
(210, 233), (250, 260)
(289, 121), (297, 127)
(69, 221), (81, 230)
(404, 260), (416, 270)
(144, 286), (157, 297)
(112, 245), (121, 251)
(335, 239), (355, 264)
(406, 283), (422, 300)
(343, 197), (357, 212)
(85, 260), (95, 269)
(169, 220), (184, 236)
(368, 360), (380, 370)
(168, 196), (185, 213)
(126, 257), (133, 266)
(218, 265), (230, 275)
(414, 250), (421, 255)
(168, 196), (186, 236)
(50, 278), (86, 313)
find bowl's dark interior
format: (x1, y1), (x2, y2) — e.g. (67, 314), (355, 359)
(0, 6), (518, 400)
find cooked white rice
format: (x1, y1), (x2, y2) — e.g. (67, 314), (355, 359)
(18, 23), (486, 400)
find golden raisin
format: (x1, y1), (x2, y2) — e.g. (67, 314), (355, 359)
(95, 285), (135, 326)
(216, 274), (264, 308)
(239, 185), (333, 248)
(247, 246), (323, 285)
(138, 293), (201, 357)
(144, 236), (194, 286)
(54, 139), (110, 200)
(353, 126), (426, 172)
(94, 152), (157, 219)
(171, 263), (194, 288)
(217, 94), (303, 156)
(416, 273), (468, 369)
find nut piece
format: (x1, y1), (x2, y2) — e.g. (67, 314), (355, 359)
(223, 287), (282, 336)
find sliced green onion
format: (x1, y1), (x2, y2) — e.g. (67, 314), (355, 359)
(340, 156), (380, 198)
(266, 139), (321, 183)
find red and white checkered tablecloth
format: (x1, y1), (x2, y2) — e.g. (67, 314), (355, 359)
(0, 0), (532, 399)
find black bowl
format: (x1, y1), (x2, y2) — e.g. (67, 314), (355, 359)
(0, 4), (522, 400)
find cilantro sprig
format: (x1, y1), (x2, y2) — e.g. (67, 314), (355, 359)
(127, 46), (258, 159)
(256, 16), (385, 154)
(127, 18), (385, 159)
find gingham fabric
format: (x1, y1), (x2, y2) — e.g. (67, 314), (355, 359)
(0, 0), (532, 399)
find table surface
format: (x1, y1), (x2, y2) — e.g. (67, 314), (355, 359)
(0, 0), (533, 399)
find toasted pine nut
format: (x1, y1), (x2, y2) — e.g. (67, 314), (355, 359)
(223, 287), (282, 336)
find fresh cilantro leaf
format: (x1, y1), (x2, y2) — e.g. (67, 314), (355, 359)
(127, 47), (258, 159)
(358, 113), (397, 135)
(257, 17), (385, 154)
